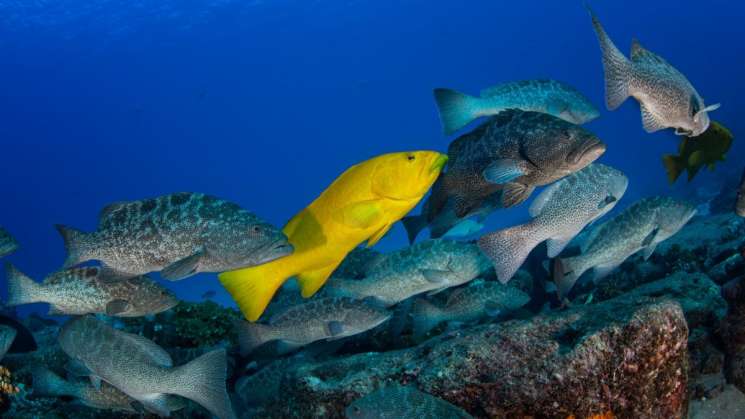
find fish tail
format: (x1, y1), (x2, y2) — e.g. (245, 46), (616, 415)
(30, 367), (82, 399)
(236, 320), (274, 356)
(166, 349), (236, 419)
(433, 88), (482, 135)
(477, 222), (546, 284)
(587, 6), (631, 110)
(411, 298), (444, 340)
(55, 224), (95, 269)
(5, 263), (45, 306)
(661, 154), (683, 184)
(552, 256), (583, 301)
(218, 259), (291, 322)
(401, 215), (427, 244)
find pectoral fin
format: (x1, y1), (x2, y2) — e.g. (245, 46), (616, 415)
(105, 299), (131, 316)
(327, 321), (345, 337)
(298, 262), (342, 298)
(335, 201), (383, 229)
(161, 250), (205, 281)
(483, 159), (526, 184)
(642, 243), (657, 260)
(640, 103), (666, 133)
(501, 183), (534, 208)
(420, 269), (452, 284)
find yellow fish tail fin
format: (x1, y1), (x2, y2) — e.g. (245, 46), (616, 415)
(297, 262), (341, 298)
(219, 262), (289, 322)
(661, 154), (682, 184)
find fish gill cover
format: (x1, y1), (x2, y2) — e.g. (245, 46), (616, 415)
(0, 0), (744, 418)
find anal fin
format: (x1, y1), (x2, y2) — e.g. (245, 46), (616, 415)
(298, 261), (342, 298)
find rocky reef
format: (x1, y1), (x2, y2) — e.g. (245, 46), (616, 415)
(0, 213), (744, 418)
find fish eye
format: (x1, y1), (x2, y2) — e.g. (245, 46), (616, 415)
(407, 154), (415, 162)
(252, 226), (262, 233)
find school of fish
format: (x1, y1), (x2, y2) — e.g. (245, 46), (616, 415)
(1, 4), (736, 419)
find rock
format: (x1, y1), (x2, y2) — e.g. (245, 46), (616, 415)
(721, 277), (745, 395)
(688, 385), (745, 419)
(251, 291), (690, 418)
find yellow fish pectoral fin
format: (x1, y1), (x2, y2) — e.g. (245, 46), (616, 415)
(688, 150), (703, 166)
(334, 200), (383, 229)
(218, 262), (289, 322)
(367, 223), (393, 247)
(298, 262), (341, 298)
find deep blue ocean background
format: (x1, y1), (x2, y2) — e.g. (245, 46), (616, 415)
(1, 0), (743, 316)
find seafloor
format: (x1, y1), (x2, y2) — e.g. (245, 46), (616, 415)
(2, 198), (745, 418)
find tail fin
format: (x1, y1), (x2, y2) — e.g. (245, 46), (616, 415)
(218, 260), (290, 322)
(553, 257), (583, 301)
(433, 88), (482, 135)
(662, 155), (683, 184)
(236, 321), (274, 356)
(55, 224), (94, 269)
(402, 215), (427, 244)
(478, 222), (546, 284)
(31, 367), (83, 399)
(587, 7), (631, 110)
(166, 349), (236, 419)
(411, 299), (445, 340)
(5, 263), (45, 307)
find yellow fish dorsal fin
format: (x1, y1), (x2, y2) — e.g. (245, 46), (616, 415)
(298, 262), (341, 298)
(218, 262), (289, 322)
(333, 200), (383, 229)
(367, 223), (393, 247)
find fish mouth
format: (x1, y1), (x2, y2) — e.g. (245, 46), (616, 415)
(568, 138), (606, 166)
(430, 154), (449, 174)
(256, 239), (294, 265)
(0, 242), (18, 257)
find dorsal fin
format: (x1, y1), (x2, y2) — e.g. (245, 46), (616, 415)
(630, 39), (668, 66)
(99, 201), (129, 221)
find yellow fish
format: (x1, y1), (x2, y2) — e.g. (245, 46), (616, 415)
(219, 151), (448, 321)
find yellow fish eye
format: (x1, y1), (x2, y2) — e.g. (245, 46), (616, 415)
(407, 154), (416, 161)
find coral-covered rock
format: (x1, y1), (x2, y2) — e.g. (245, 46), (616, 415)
(721, 277), (745, 395)
(252, 293), (690, 418)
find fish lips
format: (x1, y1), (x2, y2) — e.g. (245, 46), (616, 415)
(0, 242), (18, 258)
(254, 239), (294, 265)
(567, 138), (606, 166)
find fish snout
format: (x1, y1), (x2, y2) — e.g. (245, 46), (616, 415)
(257, 238), (294, 265)
(568, 138), (606, 166)
(429, 153), (449, 174)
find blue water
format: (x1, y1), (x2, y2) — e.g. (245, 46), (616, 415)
(1, 0), (743, 314)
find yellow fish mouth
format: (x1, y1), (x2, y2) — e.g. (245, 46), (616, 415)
(430, 154), (448, 173)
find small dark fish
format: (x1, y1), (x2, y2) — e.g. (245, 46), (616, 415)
(0, 314), (37, 353)
(433, 79), (599, 135)
(345, 385), (473, 419)
(5, 264), (179, 317)
(427, 110), (606, 222)
(588, 7), (719, 136)
(58, 315), (236, 419)
(56, 192), (292, 281)
(737, 168), (745, 217)
(0, 325), (16, 361)
(0, 226), (18, 258)
(411, 280), (530, 339)
(236, 297), (391, 356)
(662, 121), (734, 183)
(201, 290), (217, 300)
(31, 367), (185, 414)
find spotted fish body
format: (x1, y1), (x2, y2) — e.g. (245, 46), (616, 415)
(737, 168), (745, 217)
(436, 110), (606, 219)
(479, 163), (628, 283)
(589, 8), (719, 137)
(346, 385), (473, 419)
(235, 356), (305, 406)
(329, 240), (491, 306)
(58, 315), (236, 419)
(411, 280), (530, 339)
(554, 197), (697, 300)
(433, 79), (600, 135)
(56, 192), (292, 281)
(236, 297), (391, 355)
(5, 264), (178, 317)
(31, 367), (185, 414)
(0, 227), (18, 258)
